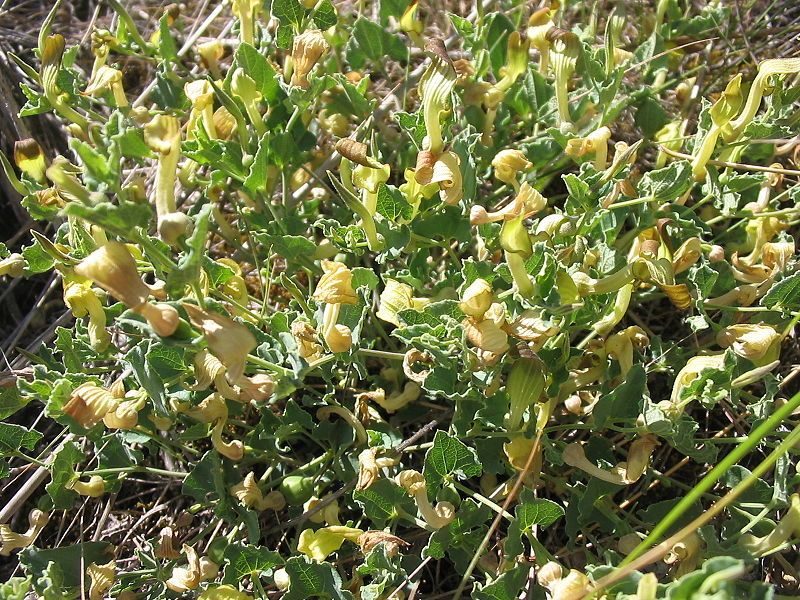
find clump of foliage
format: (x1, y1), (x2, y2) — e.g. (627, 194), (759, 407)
(2, 0), (800, 597)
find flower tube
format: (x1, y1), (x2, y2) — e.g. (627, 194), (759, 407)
(725, 58), (800, 142)
(527, 6), (556, 73)
(144, 115), (191, 244)
(75, 242), (179, 336)
(231, 0), (260, 46)
(185, 80), (216, 139)
(547, 29), (580, 130)
(166, 545), (219, 592)
(230, 473), (286, 511)
(84, 65), (128, 107)
(482, 32), (530, 144)
(40, 35), (88, 129)
(691, 74), (743, 181)
(0, 510), (49, 556)
(564, 126), (612, 171)
(739, 494), (800, 556)
(312, 260), (358, 354)
(63, 276), (111, 351)
(418, 38), (457, 155)
(396, 470), (455, 529)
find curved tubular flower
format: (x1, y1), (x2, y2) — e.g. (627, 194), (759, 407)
(63, 276), (110, 351)
(67, 475), (106, 497)
(564, 126), (612, 171)
(459, 278), (493, 319)
(591, 282), (633, 335)
(470, 182), (547, 225)
(418, 38), (457, 155)
(304, 495), (341, 525)
(370, 381), (422, 414)
(716, 324), (780, 364)
(76, 242), (179, 336)
(0, 509), (49, 556)
(231, 0), (260, 46)
(154, 527), (181, 560)
(63, 382), (119, 428)
(87, 561), (115, 600)
(292, 320), (323, 360)
(197, 41), (224, 80)
(356, 447), (398, 490)
(527, 6), (555, 73)
(291, 30), (330, 89)
(501, 210), (534, 298)
(328, 170), (384, 251)
(297, 526), (364, 561)
(725, 58), (800, 142)
(317, 404), (368, 445)
(396, 470), (456, 529)
(547, 28), (580, 130)
(739, 494), (800, 556)
(691, 74), (743, 181)
(84, 66), (128, 107)
(562, 443), (627, 485)
(46, 156), (93, 204)
(482, 32), (530, 144)
(492, 149), (532, 192)
(376, 279), (427, 326)
(183, 304), (257, 383)
(605, 326), (649, 379)
(14, 138), (47, 183)
(230, 473), (286, 511)
(0, 253), (26, 278)
(144, 114), (190, 244)
(505, 356), (546, 431)
(352, 162), (391, 214)
(313, 260), (359, 354)
(231, 68), (266, 138)
(464, 317), (510, 360)
(623, 435), (659, 483)
(399, 0), (424, 47)
(185, 80), (216, 140)
(103, 391), (147, 430)
(662, 354), (726, 417)
(537, 562), (592, 600)
(40, 35), (88, 130)
(166, 545), (219, 593)
(573, 263), (635, 296)
(664, 532), (703, 577)
(178, 393), (244, 460)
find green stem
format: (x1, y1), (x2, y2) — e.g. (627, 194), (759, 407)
(246, 354), (292, 377)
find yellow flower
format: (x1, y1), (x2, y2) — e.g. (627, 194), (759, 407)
(87, 560), (115, 600)
(291, 30), (330, 89)
(62, 383), (118, 429)
(0, 509), (49, 556)
(199, 585), (254, 600)
(230, 473), (286, 511)
(492, 149), (532, 190)
(313, 260), (358, 305)
(13, 138), (47, 183)
(183, 304), (257, 382)
(717, 324), (780, 362)
(297, 526), (363, 561)
(166, 545), (219, 592)
(459, 278), (493, 319)
(418, 38), (457, 154)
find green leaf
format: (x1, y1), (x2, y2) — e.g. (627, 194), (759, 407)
(592, 364), (648, 428)
(224, 543), (283, 579)
(272, 0), (306, 27)
(244, 133), (271, 193)
(233, 43), (281, 103)
(638, 160), (692, 202)
(46, 441), (81, 509)
(64, 200), (153, 239)
(349, 17), (407, 66)
(514, 495), (565, 529)
(125, 339), (170, 417)
(353, 478), (414, 527)
(0, 423), (42, 456)
(20, 542), (113, 590)
(147, 343), (189, 379)
(376, 184), (412, 222)
(761, 271), (800, 313)
(0, 577), (32, 600)
(282, 556), (355, 600)
(423, 431), (482, 492)
(473, 566), (529, 600)
(313, 0), (337, 30)
(0, 385), (30, 420)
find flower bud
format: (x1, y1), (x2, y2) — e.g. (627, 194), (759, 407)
(67, 475), (106, 497)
